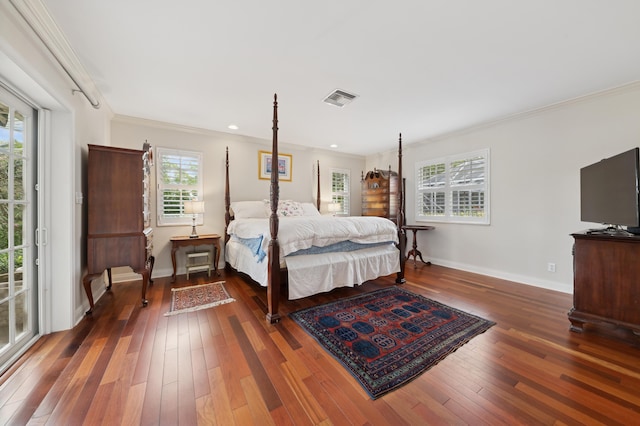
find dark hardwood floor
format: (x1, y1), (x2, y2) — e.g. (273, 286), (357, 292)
(1, 264), (639, 425)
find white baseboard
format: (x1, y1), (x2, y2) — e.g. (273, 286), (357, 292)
(112, 261), (572, 294)
(426, 257), (573, 294)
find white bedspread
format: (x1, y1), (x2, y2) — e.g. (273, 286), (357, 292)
(227, 215), (399, 256)
(225, 216), (400, 299)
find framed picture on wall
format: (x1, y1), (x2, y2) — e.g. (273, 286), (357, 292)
(258, 150), (292, 181)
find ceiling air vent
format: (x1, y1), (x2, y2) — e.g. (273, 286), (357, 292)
(323, 89), (358, 107)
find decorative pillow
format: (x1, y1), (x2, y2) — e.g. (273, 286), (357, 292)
(230, 201), (268, 218)
(300, 202), (321, 216)
(263, 199), (305, 217)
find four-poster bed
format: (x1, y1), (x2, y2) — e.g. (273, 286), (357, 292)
(224, 94), (407, 323)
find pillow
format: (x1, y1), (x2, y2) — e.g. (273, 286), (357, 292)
(300, 202), (321, 216)
(263, 199), (305, 217)
(230, 201), (268, 218)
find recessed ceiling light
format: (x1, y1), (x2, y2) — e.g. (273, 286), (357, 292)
(330, 144), (338, 148)
(228, 124), (239, 130)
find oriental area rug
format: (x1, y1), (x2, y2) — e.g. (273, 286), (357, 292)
(290, 286), (495, 399)
(165, 281), (235, 316)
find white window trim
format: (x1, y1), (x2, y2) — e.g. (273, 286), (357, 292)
(415, 148), (490, 225)
(330, 168), (350, 216)
(156, 147), (204, 226)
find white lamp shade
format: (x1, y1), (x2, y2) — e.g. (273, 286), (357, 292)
(328, 202), (341, 213)
(184, 200), (205, 214)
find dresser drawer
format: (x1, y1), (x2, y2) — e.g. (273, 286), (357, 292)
(363, 193), (390, 202)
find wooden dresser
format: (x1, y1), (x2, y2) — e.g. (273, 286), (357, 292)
(361, 168), (399, 223)
(569, 231), (640, 342)
(82, 144), (155, 314)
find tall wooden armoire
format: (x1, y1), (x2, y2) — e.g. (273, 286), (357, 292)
(361, 168), (399, 224)
(82, 144), (154, 314)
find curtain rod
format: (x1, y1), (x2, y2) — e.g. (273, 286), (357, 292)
(10, 0), (101, 109)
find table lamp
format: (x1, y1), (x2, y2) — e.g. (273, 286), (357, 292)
(184, 200), (205, 238)
(328, 202), (341, 216)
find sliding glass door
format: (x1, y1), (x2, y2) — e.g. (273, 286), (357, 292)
(0, 85), (38, 369)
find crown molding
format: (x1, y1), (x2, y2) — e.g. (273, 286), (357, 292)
(9, 0), (101, 108)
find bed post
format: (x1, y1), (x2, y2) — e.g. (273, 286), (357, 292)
(224, 147), (232, 272)
(396, 133), (407, 284)
(224, 147), (231, 244)
(316, 160), (321, 211)
(266, 94), (282, 324)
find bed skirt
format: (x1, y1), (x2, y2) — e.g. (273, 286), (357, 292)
(225, 241), (400, 299)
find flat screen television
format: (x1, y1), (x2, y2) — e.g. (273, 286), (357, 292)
(580, 147), (640, 231)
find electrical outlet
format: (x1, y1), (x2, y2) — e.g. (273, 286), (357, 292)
(547, 262), (556, 273)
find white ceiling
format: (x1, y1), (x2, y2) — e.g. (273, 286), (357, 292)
(42, 0), (640, 156)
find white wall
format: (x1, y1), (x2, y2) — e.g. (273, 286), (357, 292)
(369, 83), (640, 294)
(5, 0), (640, 332)
(0, 2), (113, 331)
(111, 117), (365, 279)
(3, 1), (366, 328)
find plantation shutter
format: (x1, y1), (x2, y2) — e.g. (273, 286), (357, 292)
(416, 149), (489, 224)
(416, 162), (446, 217)
(331, 169), (350, 215)
(449, 155), (486, 219)
(156, 147), (203, 225)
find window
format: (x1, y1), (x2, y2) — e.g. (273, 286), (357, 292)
(416, 149), (489, 224)
(331, 168), (350, 215)
(156, 147), (203, 226)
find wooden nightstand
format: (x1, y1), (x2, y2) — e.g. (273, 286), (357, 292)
(170, 234), (221, 282)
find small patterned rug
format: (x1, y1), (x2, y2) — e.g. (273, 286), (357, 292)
(290, 286), (495, 399)
(165, 281), (235, 316)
